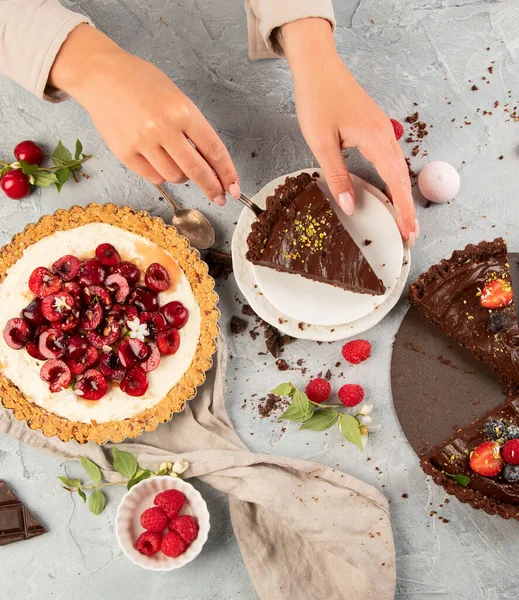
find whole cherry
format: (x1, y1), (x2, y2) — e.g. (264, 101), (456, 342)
(14, 140), (44, 166)
(1, 170), (31, 200)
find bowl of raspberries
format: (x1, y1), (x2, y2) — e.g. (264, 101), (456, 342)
(115, 476), (210, 570)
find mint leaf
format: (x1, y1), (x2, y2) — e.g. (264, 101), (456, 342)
(446, 473), (470, 487)
(52, 140), (72, 166)
(57, 476), (81, 488)
(33, 172), (59, 187)
(127, 469), (152, 490)
(300, 410), (338, 431)
(54, 168), (70, 192)
(279, 403), (309, 423)
(339, 414), (363, 450)
(113, 447), (138, 479)
(79, 456), (102, 484)
(88, 488), (106, 515)
(279, 389), (314, 423)
(19, 160), (39, 176)
(78, 489), (87, 503)
(271, 383), (295, 396)
(74, 139), (83, 160)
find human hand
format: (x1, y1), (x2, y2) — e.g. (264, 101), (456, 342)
(49, 25), (240, 205)
(282, 19), (417, 243)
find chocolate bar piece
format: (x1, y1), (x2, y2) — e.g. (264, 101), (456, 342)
(0, 481), (46, 546)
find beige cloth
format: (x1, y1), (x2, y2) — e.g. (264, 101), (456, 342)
(0, 0), (335, 100)
(0, 337), (395, 600)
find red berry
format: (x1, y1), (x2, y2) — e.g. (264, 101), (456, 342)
(51, 255), (81, 282)
(14, 140), (44, 166)
(305, 378), (331, 403)
(3, 318), (32, 349)
(67, 334), (89, 359)
(110, 261), (140, 286)
(81, 303), (104, 331)
(26, 340), (46, 360)
(62, 281), (82, 299)
(77, 259), (107, 287)
(98, 351), (126, 380)
(67, 345), (98, 375)
(156, 328), (180, 356)
(140, 506), (168, 533)
(470, 441), (504, 476)
(120, 365), (149, 397)
(41, 291), (75, 322)
(140, 342), (161, 372)
(118, 338), (149, 368)
(40, 359), (71, 393)
(161, 301), (189, 330)
(86, 319), (120, 349)
(169, 515), (199, 543)
(105, 274), (129, 303)
(480, 279), (513, 309)
(128, 287), (159, 312)
(139, 311), (167, 338)
(135, 531), (162, 556)
(161, 531), (187, 557)
(95, 243), (121, 266)
(22, 298), (46, 327)
(74, 369), (108, 400)
(390, 119), (404, 141)
(29, 266), (62, 298)
(338, 383), (365, 407)
(1, 170), (31, 200)
(53, 312), (80, 334)
(341, 339), (372, 365)
(38, 328), (66, 359)
(502, 439), (519, 465)
(154, 489), (186, 518)
(82, 285), (112, 308)
(145, 263), (171, 292)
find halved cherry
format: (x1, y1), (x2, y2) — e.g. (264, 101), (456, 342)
(41, 291), (75, 322)
(156, 328), (180, 355)
(128, 287), (159, 312)
(62, 281), (82, 299)
(67, 334), (89, 360)
(67, 345), (98, 375)
(120, 365), (149, 397)
(82, 285), (112, 308)
(99, 351), (126, 380)
(141, 342), (161, 372)
(74, 369), (108, 400)
(3, 318), (32, 349)
(139, 311), (167, 338)
(110, 303), (138, 325)
(38, 328), (67, 359)
(81, 303), (104, 331)
(105, 273), (130, 303)
(87, 319), (121, 349)
(26, 341), (46, 360)
(77, 259), (107, 287)
(28, 267), (62, 298)
(51, 255), (81, 282)
(161, 301), (189, 330)
(54, 312), (80, 334)
(118, 338), (149, 368)
(110, 261), (141, 286)
(95, 243), (121, 266)
(40, 359), (72, 393)
(145, 263), (171, 292)
(22, 298), (46, 327)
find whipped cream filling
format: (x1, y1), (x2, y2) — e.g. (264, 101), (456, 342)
(0, 223), (201, 424)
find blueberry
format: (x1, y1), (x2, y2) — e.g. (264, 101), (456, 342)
(502, 464), (519, 483)
(505, 425), (519, 441)
(485, 418), (507, 440)
(488, 313), (509, 333)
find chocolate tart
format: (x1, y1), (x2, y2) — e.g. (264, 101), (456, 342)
(0, 204), (219, 444)
(246, 173), (385, 295)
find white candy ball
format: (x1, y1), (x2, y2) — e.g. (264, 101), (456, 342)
(418, 161), (460, 204)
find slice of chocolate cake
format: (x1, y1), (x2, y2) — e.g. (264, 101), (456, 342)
(246, 173), (386, 296)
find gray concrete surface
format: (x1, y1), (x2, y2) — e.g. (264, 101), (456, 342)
(1, 1), (519, 598)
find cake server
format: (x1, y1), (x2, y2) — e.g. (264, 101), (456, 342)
(153, 183), (215, 249)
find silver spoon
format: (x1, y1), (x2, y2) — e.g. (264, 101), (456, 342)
(153, 183), (215, 250)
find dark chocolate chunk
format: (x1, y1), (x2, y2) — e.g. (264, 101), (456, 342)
(230, 316), (247, 334)
(205, 249), (233, 279)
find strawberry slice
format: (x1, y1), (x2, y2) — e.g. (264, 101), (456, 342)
(480, 278), (513, 309)
(469, 441), (504, 476)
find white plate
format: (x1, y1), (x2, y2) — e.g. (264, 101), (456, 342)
(252, 177), (403, 326)
(231, 169), (411, 342)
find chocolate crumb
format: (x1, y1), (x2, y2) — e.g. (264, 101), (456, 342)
(402, 493), (408, 499)
(499, 155), (504, 160)
(275, 359), (290, 371)
(364, 239), (372, 246)
(251, 151), (257, 158)
(230, 316), (247, 334)
(471, 84), (478, 91)
(242, 304), (256, 317)
(324, 369), (332, 381)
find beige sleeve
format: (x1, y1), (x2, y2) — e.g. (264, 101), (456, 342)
(245, 0), (336, 60)
(0, 0), (93, 102)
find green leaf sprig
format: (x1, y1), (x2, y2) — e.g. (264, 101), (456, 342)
(58, 449), (187, 515)
(446, 473), (470, 487)
(273, 383), (373, 451)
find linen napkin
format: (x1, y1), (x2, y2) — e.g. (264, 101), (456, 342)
(0, 336), (396, 600)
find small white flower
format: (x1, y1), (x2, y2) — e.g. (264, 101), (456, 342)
(10, 162), (21, 169)
(366, 424), (381, 433)
(158, 461), (173, 474)
(172, 459), (189, 475)
(102, 345), (112, 353)
(359, 404), (374, 416)
(358, 415), (373, 427)
(169, 472), (179, 478)
(54, 296), (72, 312)
(126, 317), (149, 341)
(74, 389), (84, 397)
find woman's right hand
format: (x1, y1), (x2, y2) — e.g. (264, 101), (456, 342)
(49, 25), (240, 205)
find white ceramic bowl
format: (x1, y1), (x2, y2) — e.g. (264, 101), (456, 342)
(115, 476), (210, 571)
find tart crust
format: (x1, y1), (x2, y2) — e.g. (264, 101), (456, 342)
(0, 204), (219, 444)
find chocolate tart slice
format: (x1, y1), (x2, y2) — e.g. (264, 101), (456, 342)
(409, 238), (519, 387)
(246, 173), (385, 295)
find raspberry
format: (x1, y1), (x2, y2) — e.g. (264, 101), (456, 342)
(305, 378), (331, 403)
(341, 340), (371, 364)
(135, 531), (162, 556)
(140, 507), (168, 533)
(502, 439), (519, 465)
(154, 489), (186, 518)
(338, 384), (364, 407)
(390, 118), (404, 140)
(169, 515), (199, 543)
(161, 530), (187, 557)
